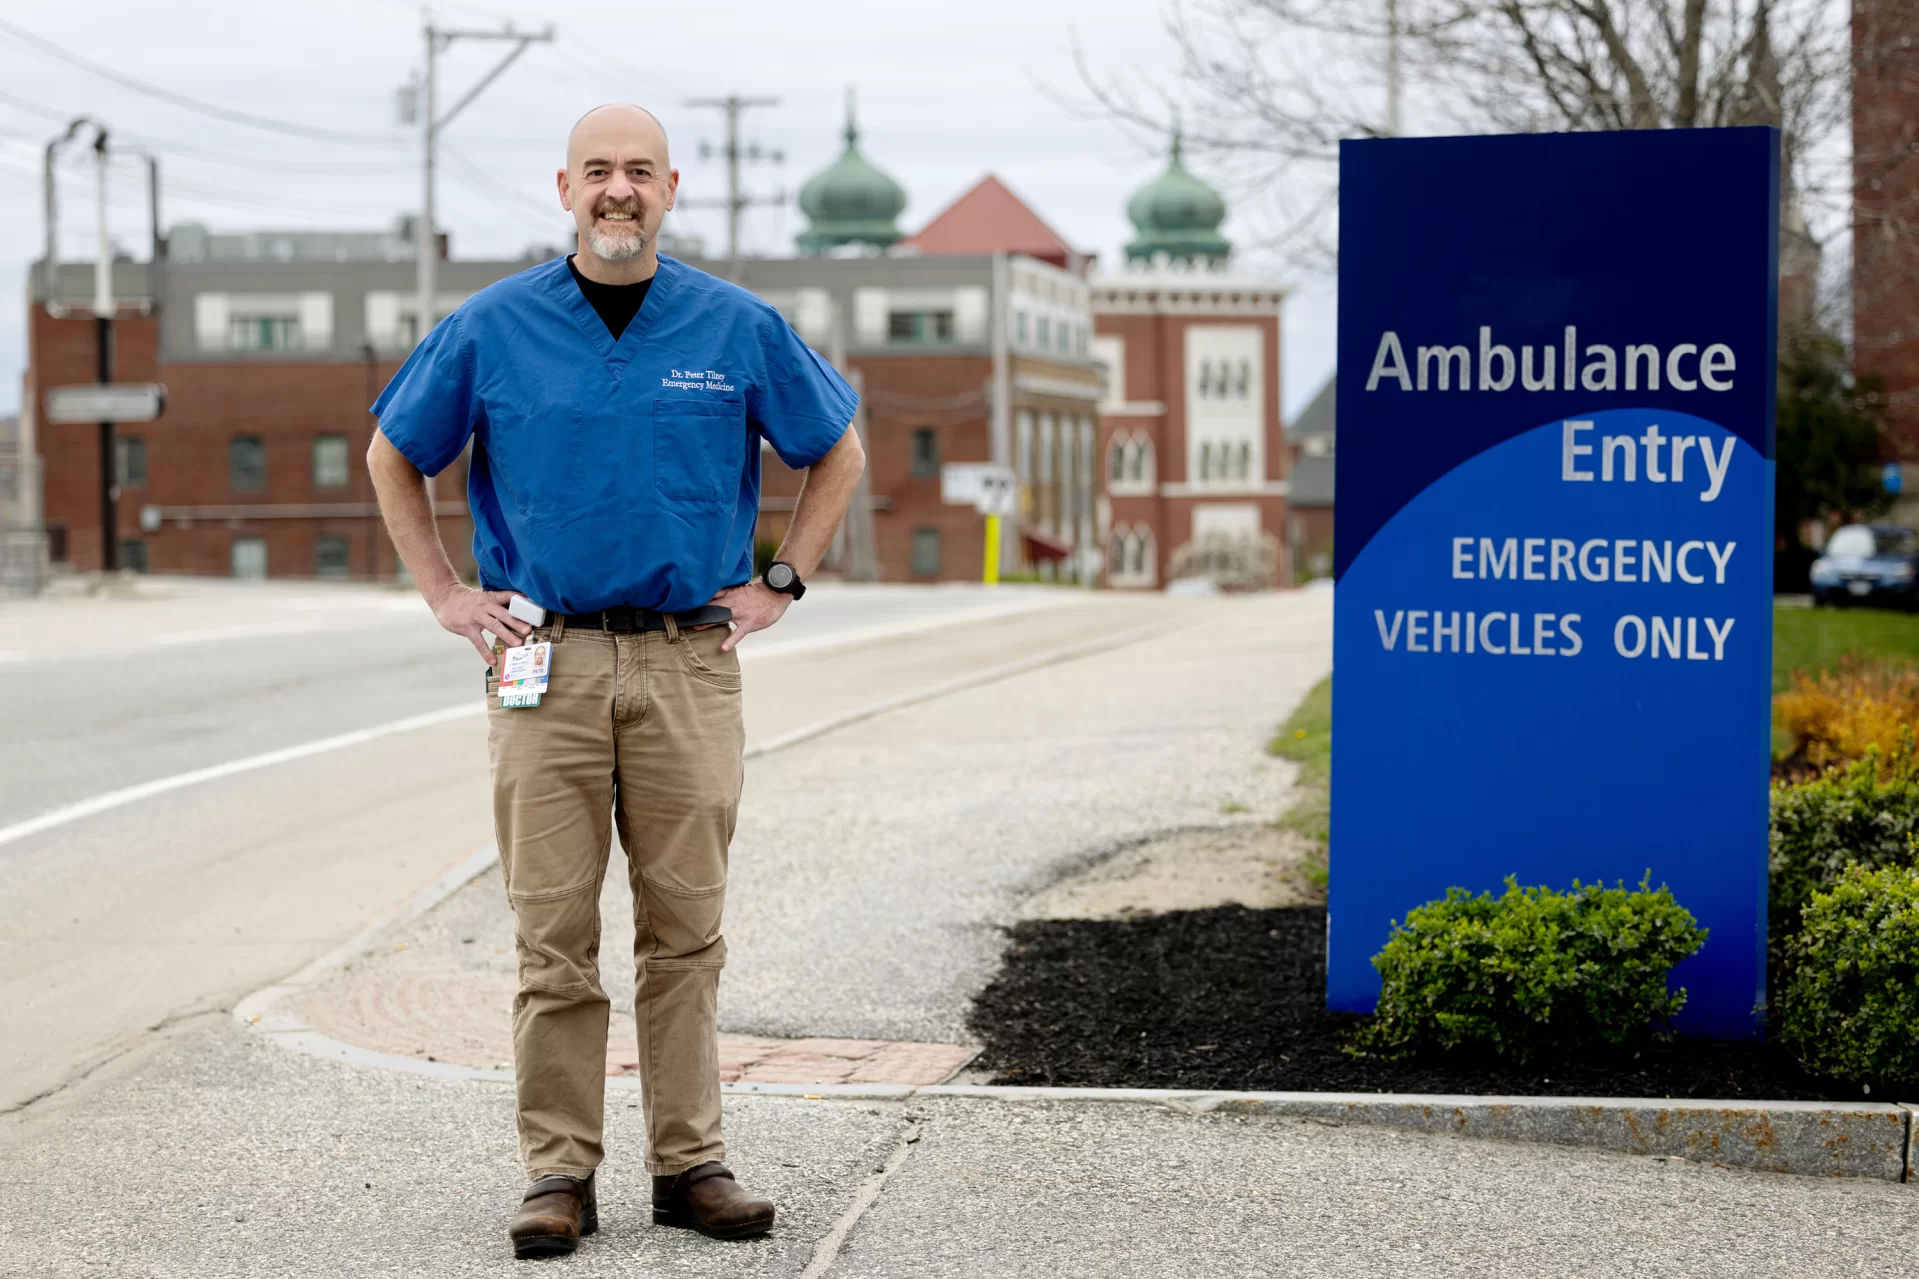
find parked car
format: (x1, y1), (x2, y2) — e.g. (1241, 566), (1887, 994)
(1809, 524), (1919, 609)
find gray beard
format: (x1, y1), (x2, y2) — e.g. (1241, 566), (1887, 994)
(587, 220), (647, 261)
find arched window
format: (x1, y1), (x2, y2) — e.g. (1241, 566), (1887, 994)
(1237, 441), (1252, 479)
(1110, 525), (1157, 587)
(1109, 433), (1129, 483)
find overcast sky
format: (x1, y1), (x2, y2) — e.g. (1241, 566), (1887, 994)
(0, 0), (1338, 422)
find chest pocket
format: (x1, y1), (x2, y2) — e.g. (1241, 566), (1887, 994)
(485, 402), (609, 525)
(653, 398), (746, 506)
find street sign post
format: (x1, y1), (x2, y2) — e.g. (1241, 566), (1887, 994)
(1330, 129), (1780, 1039)
(942, 463), (1016, 584)
(46, 383), (165, 425)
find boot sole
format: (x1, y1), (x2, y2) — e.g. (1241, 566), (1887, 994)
(513, 1234), (579, 1260)
(652, 1206), (774, 1240)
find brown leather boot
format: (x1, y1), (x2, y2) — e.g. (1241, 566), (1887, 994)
(508, 1173), (598, 1260)
(651, 1162), (775, 1240)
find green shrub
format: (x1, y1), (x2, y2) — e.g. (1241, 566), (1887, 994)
(1769, 744), (1919, 940)
(1354, 876), (1707, 1064)
(1779, 857), (1919, 1089)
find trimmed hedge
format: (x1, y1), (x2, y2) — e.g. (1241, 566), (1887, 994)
(1779, 858), (1919, 1090)
(1769, 743), (1919, 940)
(1354, 877), (1706, 1064)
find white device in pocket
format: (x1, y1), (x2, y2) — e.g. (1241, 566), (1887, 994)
(507, 595), (547, 628)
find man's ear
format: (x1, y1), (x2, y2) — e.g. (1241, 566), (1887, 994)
(664, 168), (679, 213)
(556, 168), (573, 212)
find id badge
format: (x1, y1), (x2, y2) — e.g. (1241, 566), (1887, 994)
(497, 641), (552, 708)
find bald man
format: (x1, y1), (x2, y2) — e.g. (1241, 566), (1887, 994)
(369, 103), (866, 1259)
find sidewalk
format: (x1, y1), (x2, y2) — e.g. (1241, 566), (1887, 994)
(4, 591), (1912, 1275)
(3, 1019), (1910, 1277)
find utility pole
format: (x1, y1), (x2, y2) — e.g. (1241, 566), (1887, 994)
(44, 118), (163, 574)
(1385, 0), (1402, 137)
(681, 95), (783, 272)
(92, 126), (115, 573)
(412, 20), (553, 348)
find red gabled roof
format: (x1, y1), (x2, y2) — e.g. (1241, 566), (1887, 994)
(907, 174), (1089, 272)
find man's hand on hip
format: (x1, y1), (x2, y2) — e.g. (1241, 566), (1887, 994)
(706, 580), (790, 652)
(433, 585), (532, 662)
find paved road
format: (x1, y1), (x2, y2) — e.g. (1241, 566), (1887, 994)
(0, 577), (1075, 828)
(0, 577), (1156, 1113)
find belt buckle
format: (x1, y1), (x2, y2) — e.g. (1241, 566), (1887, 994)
(603, 606), (640, 633)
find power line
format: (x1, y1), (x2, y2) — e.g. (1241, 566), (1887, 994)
(0, 16), (401, 145)
(442, 142), (563, 223)
(0, 96), (415, 175)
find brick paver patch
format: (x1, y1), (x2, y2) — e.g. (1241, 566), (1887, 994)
(297, 972), (975, 1085)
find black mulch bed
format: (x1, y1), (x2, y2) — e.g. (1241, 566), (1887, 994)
(967, 905), (1862, 1102)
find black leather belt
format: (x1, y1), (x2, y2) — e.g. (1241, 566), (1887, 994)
(560, 604), (733, 633)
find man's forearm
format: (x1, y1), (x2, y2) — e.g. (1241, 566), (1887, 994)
(776, 426), (866, 577)
(367, 429), (461, 605)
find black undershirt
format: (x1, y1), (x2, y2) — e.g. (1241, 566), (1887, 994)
(567, 255), (653, 340)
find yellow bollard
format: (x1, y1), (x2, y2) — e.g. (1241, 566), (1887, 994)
(982, 512), (1001, 586)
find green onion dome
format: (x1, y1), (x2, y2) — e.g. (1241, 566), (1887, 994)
(1123, 130), (1231, 266)
(796, 90), (906, 254)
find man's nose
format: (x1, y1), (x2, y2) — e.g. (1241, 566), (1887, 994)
(603, 171), (637, 202)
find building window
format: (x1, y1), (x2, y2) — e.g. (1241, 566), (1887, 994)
(910, 428), (939, 478)
(1015, 311), (1029, 346)
(1197, 358), (1252, 400)
(117, 538), (148, 573)
(231, 536), (268, 579)
(1109, 525), (1157, 587)
(46, 522), (68, 564)
(1016, 411), (1034, 481)
(116, 436), (147, 488)
(1037, 315), (1051, 351)
(315, 534), (352, 579)
(887, 310), (956, 345)
(313, 434), (350, 489)
(230, 436), (266, 490)
(910, 526), (942, 577)
(229, 314), (302, 352)
(1108, 433), (1155, 489)
(1038, 414), (1056, 483)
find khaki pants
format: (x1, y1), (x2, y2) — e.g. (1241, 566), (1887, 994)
(486, 617), (744, 1179)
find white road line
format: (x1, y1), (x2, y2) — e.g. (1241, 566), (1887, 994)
(149, 621), (328, 646)
(736, 592), (1084, 663)
(0, 702), (484, 854)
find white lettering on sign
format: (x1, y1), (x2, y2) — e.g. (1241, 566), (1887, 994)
(1374, 609), (1584, 657)
(1613, 616), (1734, 660)
(1365, 327), (1736, 394)
(1449, 536), (1735, 585)
(1560, 420), (1734, 501)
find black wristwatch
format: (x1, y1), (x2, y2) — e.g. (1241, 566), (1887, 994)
(763, 560), (806, 600)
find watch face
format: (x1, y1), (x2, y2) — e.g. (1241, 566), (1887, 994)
(766, 563), (794, 590)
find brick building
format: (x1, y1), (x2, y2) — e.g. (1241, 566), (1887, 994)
(24, 246), (517, 580)
(910, 137), (1292, 589)
(1853, 0), (1919, 525)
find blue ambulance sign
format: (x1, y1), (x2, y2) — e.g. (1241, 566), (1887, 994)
(1329, 129), (1779, 1039)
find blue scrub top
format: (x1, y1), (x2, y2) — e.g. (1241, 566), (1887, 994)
(371, 254), (857, 613)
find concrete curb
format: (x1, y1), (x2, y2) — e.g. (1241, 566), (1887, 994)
(237, 879), (1919, 1186)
